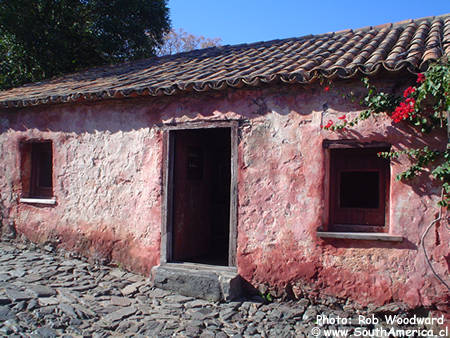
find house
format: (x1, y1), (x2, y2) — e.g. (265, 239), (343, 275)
(0, 14), (448, 308)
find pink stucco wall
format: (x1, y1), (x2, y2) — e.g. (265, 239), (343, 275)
(0, 79), (448, 309)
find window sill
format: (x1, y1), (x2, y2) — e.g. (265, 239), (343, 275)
(19, 198), (56, 205)
(317, 231), (403, 242)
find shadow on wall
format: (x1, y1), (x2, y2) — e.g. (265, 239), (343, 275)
(329, 125), (446, 200)
(1, 88), (254, 134)
(318, 237), (417, 250)
(1, 82), (351, 134)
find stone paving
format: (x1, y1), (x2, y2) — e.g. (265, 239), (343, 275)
(0, 241), (441, 337)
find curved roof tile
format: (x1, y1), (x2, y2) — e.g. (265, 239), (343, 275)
(0, 14), (448, 108)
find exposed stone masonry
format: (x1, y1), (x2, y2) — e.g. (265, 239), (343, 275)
(0, 241), (445, 337)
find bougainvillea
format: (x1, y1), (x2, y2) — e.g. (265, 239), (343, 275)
(323, 61), (449, 206)
(417, 73), (426, 83)
(403, 86), (416, 98)
(391, 98), (416, 122)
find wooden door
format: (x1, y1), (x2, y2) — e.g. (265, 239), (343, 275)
(171, 128), (231, 264)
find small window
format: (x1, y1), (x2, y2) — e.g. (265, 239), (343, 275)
(21, 141), (53, 198)
(328, 144), (390, 231)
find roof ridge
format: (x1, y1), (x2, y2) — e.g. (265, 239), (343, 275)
(183, 13), (450, 56)
(349, 13), (450, 34)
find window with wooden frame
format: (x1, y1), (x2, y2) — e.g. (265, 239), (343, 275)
(21, 141), (53, 198)
(325, 141), (390, 232)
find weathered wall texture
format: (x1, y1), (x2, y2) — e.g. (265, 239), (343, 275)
(0, 78), (448, 309)
(0, 104), (164, 273)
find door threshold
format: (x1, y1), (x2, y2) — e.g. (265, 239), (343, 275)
(164, 262), (237, 273)
(152, 263), (242, 301)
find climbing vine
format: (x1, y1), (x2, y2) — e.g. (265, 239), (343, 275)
(322, 61), (450, 206)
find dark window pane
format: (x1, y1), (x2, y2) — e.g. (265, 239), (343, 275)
(30, 142), (53, 197)
(340, 171), (379, 208)
(38, 149), (52, 187)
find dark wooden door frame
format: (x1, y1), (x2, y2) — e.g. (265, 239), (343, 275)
(160, 120), (238, 267)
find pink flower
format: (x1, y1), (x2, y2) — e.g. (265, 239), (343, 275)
(324, 86), (330, 92)
(391, 98), (416, 123)
(417, 73), (425, 83)
(324, 120), (334, 129)
(403, 86), (416, 98)
(405, 98), (415, 106)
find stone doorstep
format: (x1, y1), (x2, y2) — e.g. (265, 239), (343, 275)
(151, 264), (242, 302)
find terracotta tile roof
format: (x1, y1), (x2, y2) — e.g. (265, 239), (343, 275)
(0, 14), (449, 109)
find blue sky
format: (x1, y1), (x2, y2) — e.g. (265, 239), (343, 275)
(168, 0), (449, 45)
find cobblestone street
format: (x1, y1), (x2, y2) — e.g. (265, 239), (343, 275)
(0, 241), (315, 337)
(0, 241), (443, 337)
